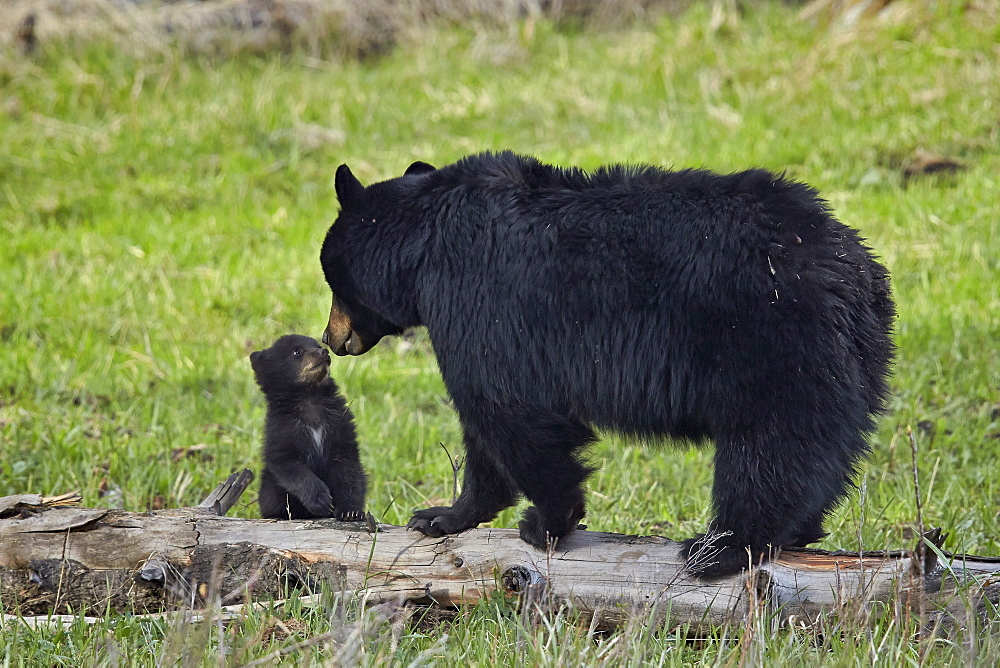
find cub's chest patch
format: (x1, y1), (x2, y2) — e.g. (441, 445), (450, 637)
(308, 425), (326, 458)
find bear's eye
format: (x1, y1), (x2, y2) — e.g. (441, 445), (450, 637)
(293, 348), (302, 356)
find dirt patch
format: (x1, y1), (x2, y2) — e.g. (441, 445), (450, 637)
(902, 148), (966, 182)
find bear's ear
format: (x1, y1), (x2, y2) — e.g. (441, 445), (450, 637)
(404, 161), (436, 176)
(249, 350), (263, 366)
(335, 164), (365, 208)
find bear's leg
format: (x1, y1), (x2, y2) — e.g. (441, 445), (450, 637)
(682, 426), (861, 578)
(407, 439), (518, 537)
(487, 413), (595, 549)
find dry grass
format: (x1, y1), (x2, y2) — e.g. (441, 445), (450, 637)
(0, 0), (696, 59)
(7, 0), (958, 61)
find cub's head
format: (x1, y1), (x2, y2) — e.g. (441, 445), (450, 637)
(319, 160), (436, 356)
(250, 335), (332, 392)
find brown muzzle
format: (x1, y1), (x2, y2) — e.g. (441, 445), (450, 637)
(322, 295), (368, 355)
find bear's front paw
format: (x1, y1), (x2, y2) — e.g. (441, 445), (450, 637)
(299, 485), (334, 518)
(518, 505), (581, 550)
(406, 506), (476, 538)
(334, 507), (365, 521)
(680, 534), (772, 579)
(518, 506), (550, 549)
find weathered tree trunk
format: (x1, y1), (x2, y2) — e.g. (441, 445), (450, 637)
(1, 471), (998, 630)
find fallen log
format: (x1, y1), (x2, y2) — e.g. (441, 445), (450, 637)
(1, 471), (998, 630)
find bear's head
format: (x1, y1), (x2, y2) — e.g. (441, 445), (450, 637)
(319, 161), (435, 355)
(250, 334), (332, 392)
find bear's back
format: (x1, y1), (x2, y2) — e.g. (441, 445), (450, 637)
(413, 153), (890, 437)
(447, 151), (797, 204)
(436, 152), (837, 253)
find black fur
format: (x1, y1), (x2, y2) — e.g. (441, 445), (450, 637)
(320, 151), (895, 577)
(251, 335), (366, 521)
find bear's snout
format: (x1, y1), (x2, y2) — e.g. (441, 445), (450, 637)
(324, 295), (358, 355)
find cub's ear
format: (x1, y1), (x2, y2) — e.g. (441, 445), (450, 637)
(335, 164), (365, 208)
(404, 161), (436, 176)
(249, 350), (263, 366)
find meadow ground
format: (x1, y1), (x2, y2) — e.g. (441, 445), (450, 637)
(0, 0), (998, 664)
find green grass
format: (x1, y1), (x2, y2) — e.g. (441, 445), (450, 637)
(1, 0), (999, 664)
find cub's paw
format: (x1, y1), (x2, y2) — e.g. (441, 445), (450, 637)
(680, 534), (771, 579)
(334, 508), (365, 522)
(299, 485), (334, 518)
(406, 506), (475, 538)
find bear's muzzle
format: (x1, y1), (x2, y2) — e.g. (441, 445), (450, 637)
(323, 295), (368, 355)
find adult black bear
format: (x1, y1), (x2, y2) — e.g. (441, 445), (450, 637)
(319, 152), (894, 577)
(251, 335), (367, 521)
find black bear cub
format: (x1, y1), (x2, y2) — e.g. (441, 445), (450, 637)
(319, 152), (895, 577)
(251, 334), (366, 521)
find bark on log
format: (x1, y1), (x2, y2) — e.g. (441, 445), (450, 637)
(1, 472), (998, 630)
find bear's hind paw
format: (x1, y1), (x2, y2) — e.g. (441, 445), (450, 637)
(680, 534), (775, 579)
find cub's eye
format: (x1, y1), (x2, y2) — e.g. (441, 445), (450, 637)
(293, 348), (302, 356)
